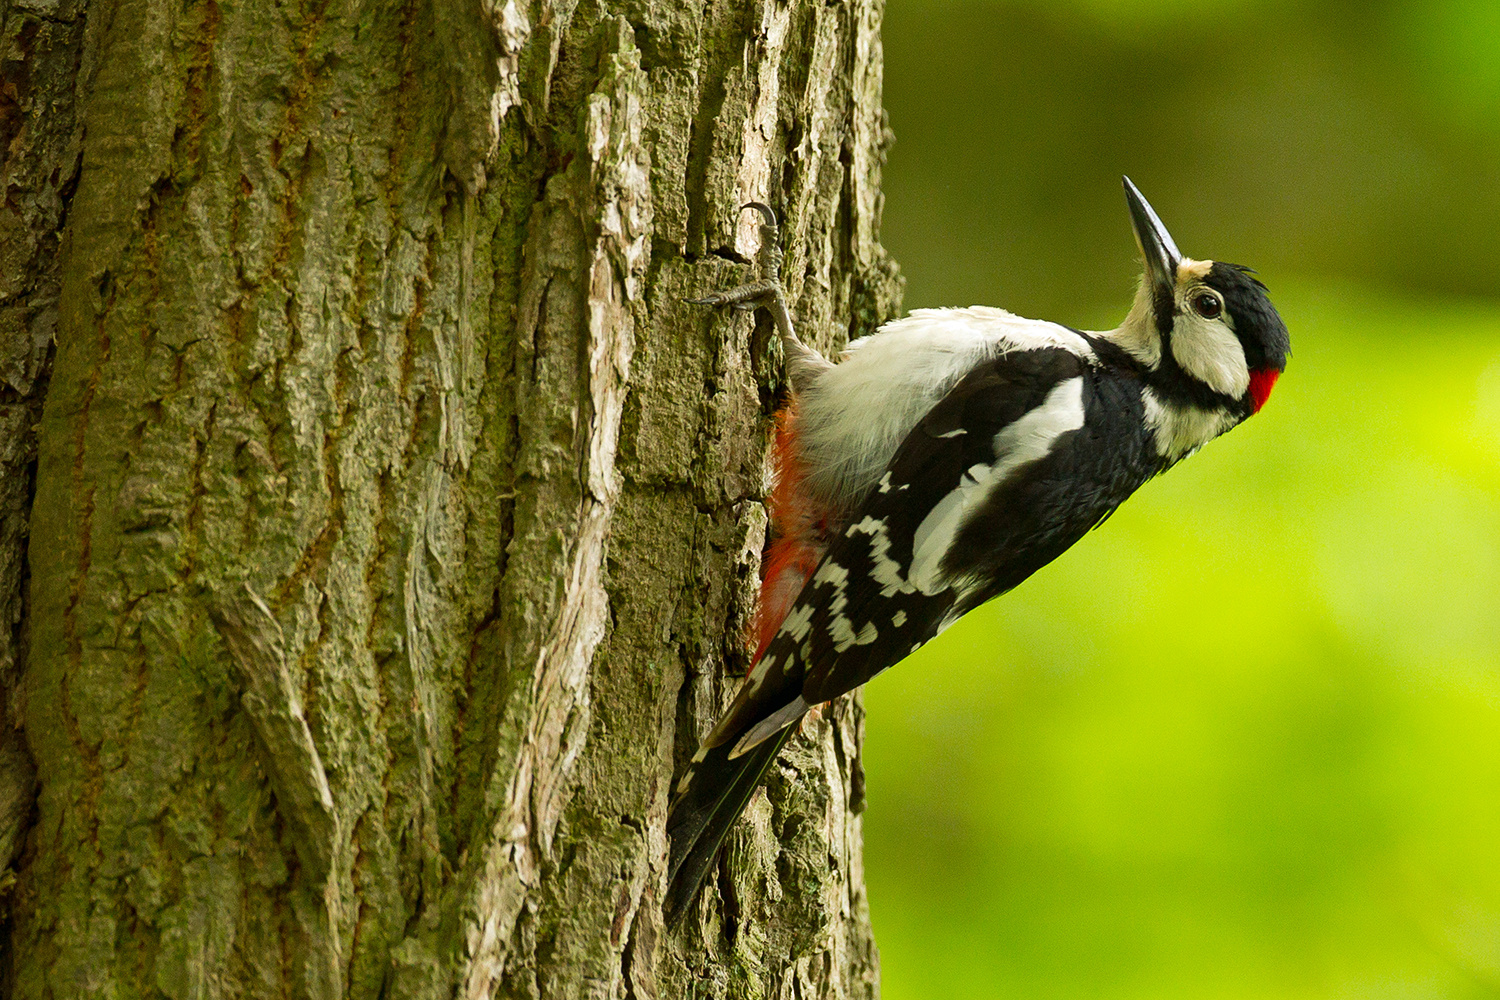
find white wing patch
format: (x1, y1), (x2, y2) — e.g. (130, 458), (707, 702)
(909, 376), (1087, 593)
(743, 653), (777, 695)
(811, 559), (850, 608)
(829, 617), (878, 654)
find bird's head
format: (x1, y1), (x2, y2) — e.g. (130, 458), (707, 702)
(1112, 176), (1290, 418)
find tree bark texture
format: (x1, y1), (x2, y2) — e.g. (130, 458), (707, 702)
(0, 0), (903, 995)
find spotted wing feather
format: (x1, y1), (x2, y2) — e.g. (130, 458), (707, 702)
(798, 347), (1089, 703)
(697, 349), (1077, 755)
(666, 346), (1124, 922)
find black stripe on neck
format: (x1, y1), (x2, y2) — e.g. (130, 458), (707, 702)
(1077, 329), (1251, 419)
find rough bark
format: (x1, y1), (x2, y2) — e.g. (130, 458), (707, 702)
(0, 0), (902, 995)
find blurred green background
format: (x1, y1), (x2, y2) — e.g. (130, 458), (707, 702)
(861, 2), (1500, 997)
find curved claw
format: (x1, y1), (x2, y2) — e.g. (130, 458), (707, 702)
(741, 201), (778, 227)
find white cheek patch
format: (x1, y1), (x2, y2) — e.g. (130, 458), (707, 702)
(1107, 262), (1251, 399)
(1170, 308), (1250, 398)
(1169, 264), (1248, 398)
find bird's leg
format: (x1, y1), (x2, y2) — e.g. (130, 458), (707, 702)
(688, 203), (833, 392)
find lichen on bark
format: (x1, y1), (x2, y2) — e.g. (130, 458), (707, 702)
(0, 0), (902, 995)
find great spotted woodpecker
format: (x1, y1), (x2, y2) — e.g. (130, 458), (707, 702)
(666, 178), (1291, 923)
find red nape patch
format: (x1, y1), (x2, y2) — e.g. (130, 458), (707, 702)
(1248, 368), (1280, 414)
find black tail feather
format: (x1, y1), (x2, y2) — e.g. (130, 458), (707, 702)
(664, 727), (796, 925)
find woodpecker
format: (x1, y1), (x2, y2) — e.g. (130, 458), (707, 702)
(666, 178), (1291, 923)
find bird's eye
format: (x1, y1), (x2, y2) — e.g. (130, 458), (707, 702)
(1192, 291), (1223, 319)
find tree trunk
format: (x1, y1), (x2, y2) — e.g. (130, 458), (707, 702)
(0, 0), (902, 995)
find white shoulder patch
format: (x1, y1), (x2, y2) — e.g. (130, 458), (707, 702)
(793, 307), (1097, 518)
(908, 376), (1087, 593)
(1142, 388), (1240, 462)
(883, 307), (1097, 359)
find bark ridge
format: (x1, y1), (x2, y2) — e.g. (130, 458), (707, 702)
(0, 0), (903, 995)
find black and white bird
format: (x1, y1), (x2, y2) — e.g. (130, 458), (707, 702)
(667, 177), (1291, 922)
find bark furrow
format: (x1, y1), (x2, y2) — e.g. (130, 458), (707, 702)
(0, 0), (902, 995)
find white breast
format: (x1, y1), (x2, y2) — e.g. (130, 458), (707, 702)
(793, 306), (1095, 517)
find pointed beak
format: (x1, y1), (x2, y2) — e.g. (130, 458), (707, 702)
(1122, 176), (1181, 314)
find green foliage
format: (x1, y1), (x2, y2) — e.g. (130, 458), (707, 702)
(880, 1), (1500, 319)
(864, 4), (1500, 995)
(865, 286), (1500, 997)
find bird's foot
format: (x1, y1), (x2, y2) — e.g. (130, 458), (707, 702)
(687, 202), (785, 308)
(685, 278), (781, 312)
(687, 203), (832, 392)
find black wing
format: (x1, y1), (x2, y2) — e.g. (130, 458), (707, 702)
(710, 345), (1089, 743)
(666, 346), (1091, 922)
(672, 346), (1128, 923)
